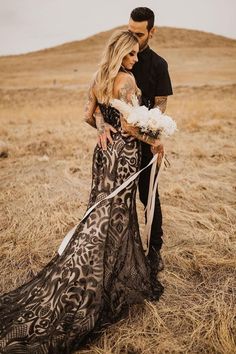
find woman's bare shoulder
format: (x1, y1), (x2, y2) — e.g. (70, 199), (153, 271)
(113, 72), (136, 98)
(115, 71), (135, 85)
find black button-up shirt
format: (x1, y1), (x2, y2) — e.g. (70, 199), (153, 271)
(132, 46), (173, 109)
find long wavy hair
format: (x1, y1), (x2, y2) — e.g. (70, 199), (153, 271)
(94, 30), (139, 105)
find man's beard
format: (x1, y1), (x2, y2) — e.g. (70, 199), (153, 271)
(139, 36), (149, 51)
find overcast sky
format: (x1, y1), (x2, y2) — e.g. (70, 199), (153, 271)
(0, 0), (235, 56)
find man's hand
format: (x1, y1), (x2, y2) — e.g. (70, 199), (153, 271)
(151, 143), (164, 166)
(97, 123), (117, 150)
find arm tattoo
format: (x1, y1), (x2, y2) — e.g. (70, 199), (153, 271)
(94, 107), (105, 135)
(154, 96), (167, 113)
(118, 77), (135, 104)
(84, 83), (97, 128)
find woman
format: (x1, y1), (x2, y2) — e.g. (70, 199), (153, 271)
(0, 30), (163, 354)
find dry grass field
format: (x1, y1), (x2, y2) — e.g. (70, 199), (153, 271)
(0, 27), (236, 353)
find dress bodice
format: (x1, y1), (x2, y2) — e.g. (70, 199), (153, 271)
(98, 103), (121, 130)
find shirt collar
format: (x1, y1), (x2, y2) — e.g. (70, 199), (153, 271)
(138, 45), (150, 60)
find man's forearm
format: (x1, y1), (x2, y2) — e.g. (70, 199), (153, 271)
(154, 96), (167, 113)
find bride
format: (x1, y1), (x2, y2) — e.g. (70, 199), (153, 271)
(0, 30), (163, 354)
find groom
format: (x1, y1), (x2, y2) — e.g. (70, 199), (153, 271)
(128, 7), (173, 273)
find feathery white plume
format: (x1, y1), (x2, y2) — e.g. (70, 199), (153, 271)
(111, 95), (177, 137)
(110, 99), (132, 116)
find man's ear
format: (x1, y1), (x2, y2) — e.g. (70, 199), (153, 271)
(149, 27), (156, 39)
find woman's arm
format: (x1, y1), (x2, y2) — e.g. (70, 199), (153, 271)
(84, 81), (117, 149)
(84, 82), (97, 128)
(115, 74), (162, 147)
(114, 73), (137, 104)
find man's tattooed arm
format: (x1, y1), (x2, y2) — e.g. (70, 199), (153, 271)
(154, 96), (168, 113)
(84, 83), (97, 128)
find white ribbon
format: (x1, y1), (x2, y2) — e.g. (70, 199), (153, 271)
(58, 153), (162, 256)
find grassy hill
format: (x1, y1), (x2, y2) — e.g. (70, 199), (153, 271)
(0, 26), (235, 90)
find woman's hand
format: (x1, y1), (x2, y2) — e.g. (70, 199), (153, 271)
(94, 106), (117, 150)
(97, 123), (117, 150)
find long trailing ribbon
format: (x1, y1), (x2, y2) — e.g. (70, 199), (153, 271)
(58, 153), (163, 256)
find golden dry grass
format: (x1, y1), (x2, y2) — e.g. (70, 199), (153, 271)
(0, 27), (236, 353)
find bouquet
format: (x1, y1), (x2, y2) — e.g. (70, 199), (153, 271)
(111, 95), (177, 145)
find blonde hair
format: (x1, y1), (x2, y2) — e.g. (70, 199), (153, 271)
(94, 30), (139, 105)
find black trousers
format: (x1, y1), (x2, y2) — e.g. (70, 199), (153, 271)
(138, 142), (163, 251)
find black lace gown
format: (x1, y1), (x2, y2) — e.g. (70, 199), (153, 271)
(0, 104), (163, 354)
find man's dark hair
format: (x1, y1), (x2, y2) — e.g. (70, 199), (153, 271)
(130, 7), (155, 31)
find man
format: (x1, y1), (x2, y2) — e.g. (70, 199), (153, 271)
(128, 7), (173, 274)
